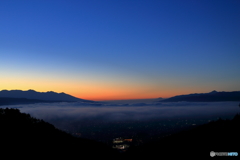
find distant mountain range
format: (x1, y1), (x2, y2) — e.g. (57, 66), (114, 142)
(0, 89), (95, 106)
(161, 90), (240, 102)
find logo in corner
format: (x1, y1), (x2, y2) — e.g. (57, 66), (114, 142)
(210, 151), (215, 157)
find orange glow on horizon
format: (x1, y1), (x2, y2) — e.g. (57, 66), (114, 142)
(1, 76), (215, 101)
(71, 88), (209, 101)
(72, 91), (179, 101)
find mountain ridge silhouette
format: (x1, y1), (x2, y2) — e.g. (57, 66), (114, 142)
(161, 90), (240, 102)
(0, 89), (94, 103)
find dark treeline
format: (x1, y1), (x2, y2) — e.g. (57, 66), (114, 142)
(0, 108), (119, 159)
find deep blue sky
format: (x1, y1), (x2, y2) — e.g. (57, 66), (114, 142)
(1, 0), (240, 100)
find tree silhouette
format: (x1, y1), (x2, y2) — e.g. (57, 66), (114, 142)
(0, 108), (119, 159)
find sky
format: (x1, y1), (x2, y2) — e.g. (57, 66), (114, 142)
(1, 0), (240, 100)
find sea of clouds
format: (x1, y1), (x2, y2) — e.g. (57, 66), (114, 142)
(1, 101), (239, 122)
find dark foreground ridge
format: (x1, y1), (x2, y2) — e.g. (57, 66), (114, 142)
(0, 108), (119, 159)
(161, 90), (240, 102)
(1, 108), (239, 159)
(125, 113), (240, 158)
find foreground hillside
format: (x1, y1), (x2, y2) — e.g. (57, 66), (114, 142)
(0, 108), (119, 159)
(1, 107), (239, 159)
(125, 113), (240, 158)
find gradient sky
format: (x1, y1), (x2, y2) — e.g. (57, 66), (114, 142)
(1, 0), (240, 100)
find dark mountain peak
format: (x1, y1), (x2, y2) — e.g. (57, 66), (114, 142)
(46, 91), (56, 94)
(27, 89), (37, 92)
(209, 90), (218, 94)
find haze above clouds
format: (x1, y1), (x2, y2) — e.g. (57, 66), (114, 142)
(3, 101), (238, 123)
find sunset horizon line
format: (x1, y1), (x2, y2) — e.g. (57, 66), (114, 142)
(1, 88), (238, 101)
